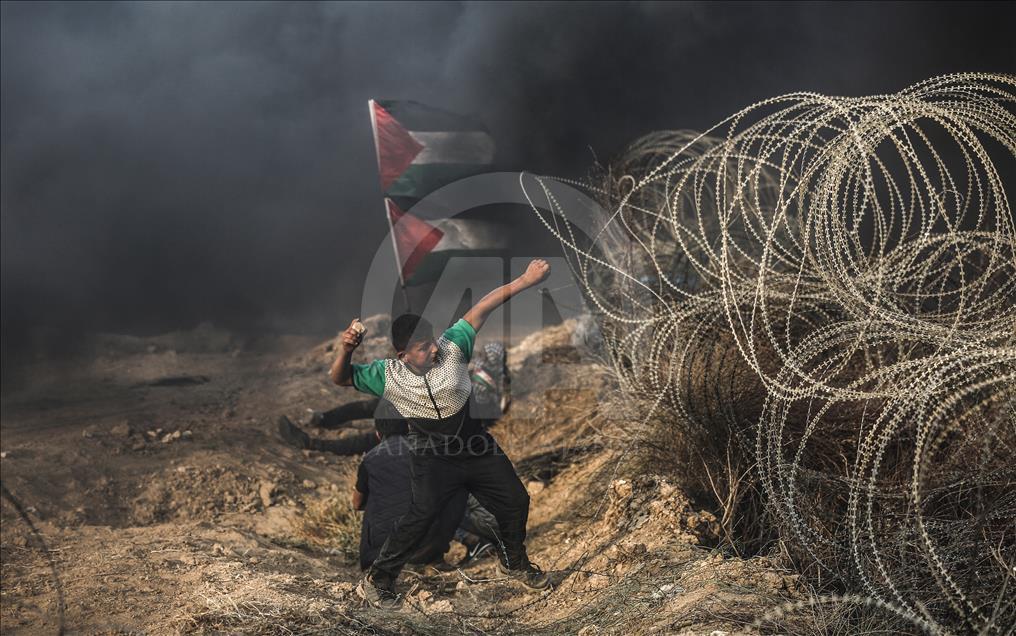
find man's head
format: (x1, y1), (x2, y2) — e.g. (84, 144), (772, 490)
(391, 313), (438, 371)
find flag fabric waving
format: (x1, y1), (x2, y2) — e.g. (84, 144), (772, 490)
(368, 100), (501, 286)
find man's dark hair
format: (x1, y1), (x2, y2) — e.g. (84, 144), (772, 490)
(391, 313), (434, 352)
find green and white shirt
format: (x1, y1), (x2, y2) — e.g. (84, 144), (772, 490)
(351, 319), (496, 454)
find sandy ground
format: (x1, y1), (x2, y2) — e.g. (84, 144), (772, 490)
(1, 320), (803, 635)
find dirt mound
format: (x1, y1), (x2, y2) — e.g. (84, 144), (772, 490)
(602, 475), (721, 548)
(91, 322), (240, 356)
(131, 464), (268, 525)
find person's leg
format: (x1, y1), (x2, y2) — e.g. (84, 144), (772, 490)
(457, 494), (502, 546)
(461, 452), (531, 570)
(277, 415), (311, 448)
(406, 488), (468, 565)
(359, 518), (378, 572)
(315, 398), (381, 429)
(311, 431), (379, 455)
(369, 454), (464, 585)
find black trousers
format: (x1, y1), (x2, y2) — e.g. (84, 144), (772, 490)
(370, 451), (531, 583)
(316, 399), (380, 429)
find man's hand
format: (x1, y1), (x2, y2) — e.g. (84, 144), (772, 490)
(519, 258), (551, 287)
(330, 318), (365, 386)
(340, 318), (366, 354)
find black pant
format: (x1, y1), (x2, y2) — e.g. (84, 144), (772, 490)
(317, 399), (380, 429)
(370, 451), (531, 583)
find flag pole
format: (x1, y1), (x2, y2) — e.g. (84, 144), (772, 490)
(369, 99), (412, 314)
(383, 200), (413, 314)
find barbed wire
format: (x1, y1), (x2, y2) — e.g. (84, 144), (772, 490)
(524, 72), (1016, 634)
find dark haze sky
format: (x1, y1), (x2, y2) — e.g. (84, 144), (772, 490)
(2, 1), (1014, 350)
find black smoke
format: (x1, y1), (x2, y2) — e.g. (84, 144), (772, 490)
(2, 1), (1013, 353)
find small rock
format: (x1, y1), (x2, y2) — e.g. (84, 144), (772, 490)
(161, 433), (174, 444)
(414, 590), (433, 604)
(181, 430), (193, 439)
(455, 581), (468, 592)
(110, 421), (132, 437)
(526, 480), (545, 496)
(302, 479), (317, 489)
(131, 441), (147, 451)
(0, 451), (7, 459)
(428, 599), (453, 614)
(259, 481), (276, 508)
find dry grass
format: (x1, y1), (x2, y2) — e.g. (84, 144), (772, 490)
(293, 493), (362, 563)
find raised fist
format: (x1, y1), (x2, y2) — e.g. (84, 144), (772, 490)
(520, 259), (551, 286)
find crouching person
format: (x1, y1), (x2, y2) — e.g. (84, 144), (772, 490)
(331, 259), (553, 610)
(353, 406), (466, 571)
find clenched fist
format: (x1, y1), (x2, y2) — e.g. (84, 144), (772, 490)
(340, 318), (367, 353)
(519, 258), (551, 287)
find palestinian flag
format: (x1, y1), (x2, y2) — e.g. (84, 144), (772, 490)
(369, 99), (502, 285)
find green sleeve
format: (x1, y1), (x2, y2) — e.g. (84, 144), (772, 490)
(351, 359), (386, 397)
(442, 318), (476, 361)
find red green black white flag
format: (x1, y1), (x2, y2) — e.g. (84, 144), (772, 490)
(368, 99), (502, 286)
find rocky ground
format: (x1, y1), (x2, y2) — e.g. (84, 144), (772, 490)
(1, 318), (806, 635)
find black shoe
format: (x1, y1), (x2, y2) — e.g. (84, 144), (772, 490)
(309, 411), (325, 428)
(277, 415), (310, 449)
(496, 559), (552, 590)
(356, 573), (402, 610)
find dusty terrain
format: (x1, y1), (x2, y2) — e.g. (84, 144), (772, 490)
(1, 319), (804, 635)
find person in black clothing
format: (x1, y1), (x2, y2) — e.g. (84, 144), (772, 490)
(278, 400), (503, 568)
(332, 259), (553, 610)
(352, 410), (467, 571)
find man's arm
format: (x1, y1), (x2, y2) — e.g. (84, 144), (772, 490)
(352, 462), (368, 510)
(352, 487), (366, 511)
(329, 318), (365, 386)
(463, 259), (551, 332)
